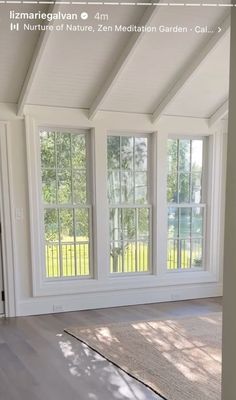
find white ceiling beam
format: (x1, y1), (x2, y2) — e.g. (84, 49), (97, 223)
(89, 4), (160, 120)
(17, 4), (60, 116)
(152, 14), (231, 123)
(209, 99), (229, 127)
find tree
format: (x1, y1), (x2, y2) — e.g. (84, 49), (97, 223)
(107, 136), (149, 272)
(41, 131), (88, 243)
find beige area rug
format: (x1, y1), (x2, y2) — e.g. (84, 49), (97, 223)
(65, 312), (222, 400)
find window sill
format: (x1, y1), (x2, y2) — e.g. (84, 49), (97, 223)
(33, 268), (219, 297)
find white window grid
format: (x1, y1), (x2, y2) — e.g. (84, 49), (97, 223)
(107, 133), (153, 275)
(39, 128), (93, 281)
(167, 203), (206, 270)
(167, 137), (207, 271)
(109, 205), (152, 274)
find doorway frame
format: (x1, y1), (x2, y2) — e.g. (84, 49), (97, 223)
(0, 122), (16, 317)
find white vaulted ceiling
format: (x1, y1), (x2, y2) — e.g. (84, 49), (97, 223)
(164, 30), (230, 118)
(27, 4), (146, 109)
(0, 0), (231, 120)
(0, 5), (48, 103)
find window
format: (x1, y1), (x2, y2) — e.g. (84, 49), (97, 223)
(167, 138), (206, 270)
(40, 129), (92, 279)
(107, 135), (151, 274)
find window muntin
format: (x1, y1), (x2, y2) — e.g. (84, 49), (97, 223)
(107, 135), (151, 274)
(167, 138), (206, 270)
(40, 129), (91, 279)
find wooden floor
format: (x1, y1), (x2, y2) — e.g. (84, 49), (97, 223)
(0, 298), (222, 400)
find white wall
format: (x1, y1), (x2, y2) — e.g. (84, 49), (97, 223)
(222, 8), (236, 400)
(0, 104), (225, 316)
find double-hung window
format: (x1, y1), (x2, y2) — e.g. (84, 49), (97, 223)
(39, 129), (92, 279)
(107, 135), (152, 274)
(167, 138), (206, 270)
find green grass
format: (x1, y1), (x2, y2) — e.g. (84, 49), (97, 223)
(110, 243), (149, 273)
(45, 239), (202, 277)
(45, 241), (90, 278)
(168, 248), (202, 270)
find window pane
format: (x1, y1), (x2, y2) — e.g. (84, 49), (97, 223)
(121, 137), (133, 170)
(72, 134), (86, 169)
(58, 170), (72, 204)
(180, 239), (191, 269)
(59, 209), (74, 243)
(40, 131), (56, 169)
(121, 171), (134, 203)
(168, 207), (178, 238)
(108, 171), (120, 204)
(76, 243), (90, 276)
(167, 206), (204, 270)
(191, 172), (202, 203)
(179, 140), (190, 172)
(44, 209), (59, 242)
(135, 137), (147, 171)
(73, 171), (87, 204)
(167, 173), (178, 203)
(167, 138), (205, 271)
(168, 139), (178, 173)
(57, 132), (71, 169)
(109, 208), (122, 241)
(191, 239), (203, 267)
(138, 208), (149, 240)
(135, 171), (147, 204)
(42, 169), (56, 204)
(192, 207), (203, 237)
(179, 173), (190, 203)
(107, 135), (151, 274)
(110, 242), (123, 273)
(61, 243), (75, 277)
(167, 239), (178, 270)
(75, 208), (89, 241)
(41, 130), (91, 280)
(45, 244), (60, 278)
(137, 242), (149, 272)
(107, 136), (120, 169)
(122, 208), (135, 240)
(180, 208), (191, 238)
(192, 140), (203, 172)
(123, 243), (136, 272)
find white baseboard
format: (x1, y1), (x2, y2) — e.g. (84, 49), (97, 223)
(17, 282), (223, 316)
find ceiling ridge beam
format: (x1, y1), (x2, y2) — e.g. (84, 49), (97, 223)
(209, 99), (229, 127)
(151, 14), (231, 123)
(17, 4), (60, 117)
(89, 3), (160, 120)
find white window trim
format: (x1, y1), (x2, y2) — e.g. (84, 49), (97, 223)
(26, 117), (97, 296)
(162, 131), (226, 282)
(0, 122), (17, 316)
(207, 124), (227, 281)
(39, 127), (93, 281)
(26, 114), (225, 298)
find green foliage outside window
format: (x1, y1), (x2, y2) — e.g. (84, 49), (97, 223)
(107, 136), (150, 273)
(40, 130), (90, 278)
(167, 138), (204, 270)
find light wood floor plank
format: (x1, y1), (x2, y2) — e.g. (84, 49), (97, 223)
(0, 298), (222, 400)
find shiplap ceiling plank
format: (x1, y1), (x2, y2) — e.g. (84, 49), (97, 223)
(152, 14), (231, 123)
(209, 99), (229, 127)
(88, 3), (160, 120)
(17, 4), (60, 116)
(0, 5), (48, 104)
